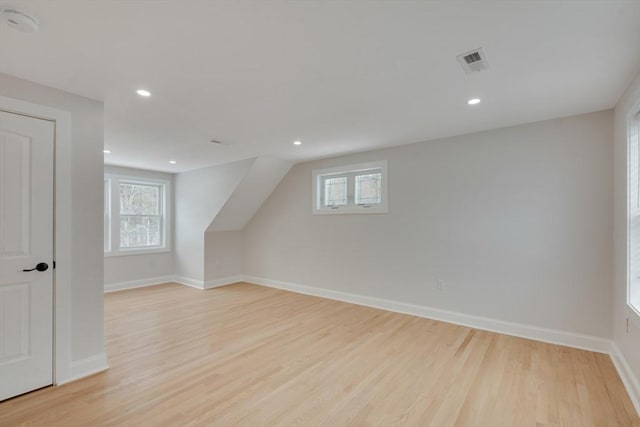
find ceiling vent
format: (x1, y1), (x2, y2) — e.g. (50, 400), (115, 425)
(456, 48), (489, 74)
(209, 139), (231, 146)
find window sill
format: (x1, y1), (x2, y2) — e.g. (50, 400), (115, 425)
(104, 247), (171, 257)
(313, 207), (388, 215)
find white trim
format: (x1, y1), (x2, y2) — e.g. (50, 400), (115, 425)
(173, 276), (205, 289)
(173, 275), (243, 290)
(242, 275), (640, 413)
(609, 342), (640, 416)
(242, 275), (611, 354)
(104, 275), (175, 293)
(104, 247), (171, 257)
(626, 101), (640, 321)
(0, 96), (74, 385)
(204, 275), (244, 289)
(102, 274), (640, 415)
(104, 275), (242, 293)
(58, 353), (108, 386)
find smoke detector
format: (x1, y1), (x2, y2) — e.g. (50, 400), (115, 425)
(456, 48), (489, 74)
(2, 8), (39, 33)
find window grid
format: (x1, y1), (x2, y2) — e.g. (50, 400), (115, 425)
(355, 172), (382, 206)
(322, 175), (348, 207)
(119, 181), (164, 249)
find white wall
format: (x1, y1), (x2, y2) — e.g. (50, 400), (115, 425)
(205, 157), (292, 282)
(244, 110), (614, 338)
(0, 73), (105, 370)
(103, 165), (174, 288)
(174, 158), (254, 281)
(204, 231), (243, 282)
(613, 71), (640, 408)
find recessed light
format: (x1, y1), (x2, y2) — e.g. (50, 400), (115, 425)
(467, 98), (481, 105)
(293, 140), (302, 146)
(103, 149), (111, 154)
(136, 89), (151, 97)
(169, 160), (177, 164)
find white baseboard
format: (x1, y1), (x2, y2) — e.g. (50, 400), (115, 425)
(243, 275), (640, 415)
(609, 342), (640, 415)
(104, 275), (175, 293)
(204, 275), (244, 289)
(100, 273), (639, 416)
(105, 275), (242, 292)
(173, 275), (243, 290)
(242, 275), (611, 354)
(172, 276), (205, 289)
(57, 352), (109, 385)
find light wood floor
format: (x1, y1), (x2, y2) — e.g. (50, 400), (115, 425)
(1, 283), (638, 426)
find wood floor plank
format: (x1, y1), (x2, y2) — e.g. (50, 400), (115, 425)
(0, 282), (638, 426)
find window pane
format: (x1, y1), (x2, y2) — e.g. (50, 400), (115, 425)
(323, 176), (348, 206)
(355, 172), (382, 205)
(120, 183), (160, 215)
(120, 215), (161, 248)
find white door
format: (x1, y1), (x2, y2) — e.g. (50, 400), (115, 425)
(0, 110), (54, 401)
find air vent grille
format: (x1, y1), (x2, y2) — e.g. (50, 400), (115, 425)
(209, 139), (231, 146)
(457, 48), (489, 74)
(463, 52), (482, 64)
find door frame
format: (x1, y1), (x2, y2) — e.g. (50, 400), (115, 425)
(0, 96), (72, 385)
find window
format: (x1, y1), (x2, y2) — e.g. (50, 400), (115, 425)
(628, 110), (640, 316)
(312, 160), (388, 214)
(104, 178), (111, 252)
(104, 174), (170, 256)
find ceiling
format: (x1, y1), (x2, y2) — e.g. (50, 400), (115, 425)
(1, 1), (639, 173)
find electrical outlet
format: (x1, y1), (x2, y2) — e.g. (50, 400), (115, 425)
(436, 279), (445, 291)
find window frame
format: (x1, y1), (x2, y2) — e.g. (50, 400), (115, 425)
(104, 177), (111, 252)
(104, 173), (171, 257)
(628, 104), (640, 320)
(312, 160), (388, 215)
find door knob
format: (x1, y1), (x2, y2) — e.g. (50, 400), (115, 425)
(22, 262), (49, 272)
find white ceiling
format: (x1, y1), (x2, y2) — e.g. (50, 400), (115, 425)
(1, 1), (639, 173)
